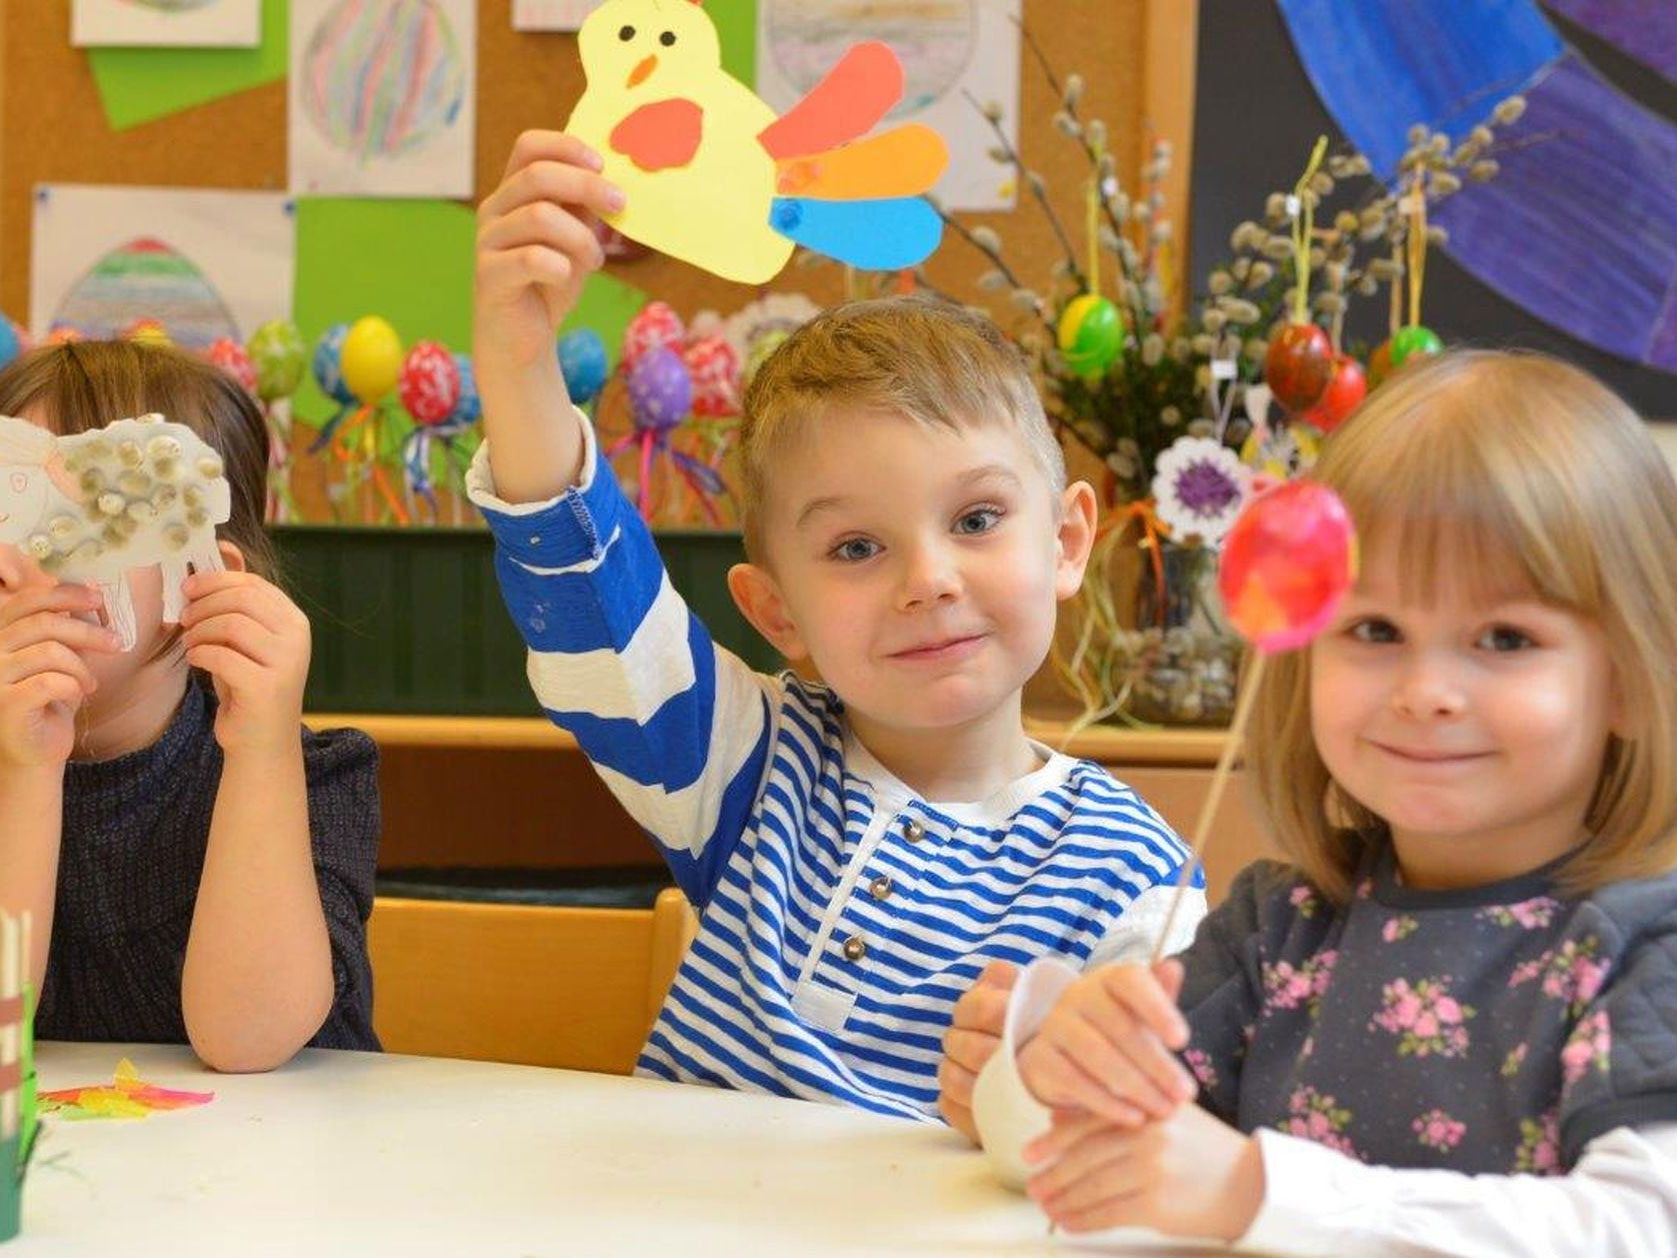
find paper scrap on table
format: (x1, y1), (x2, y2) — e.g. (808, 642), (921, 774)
(566, 0), (947, 284)
(39, 1058), (214, 1121)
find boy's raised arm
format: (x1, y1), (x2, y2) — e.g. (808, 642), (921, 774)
(473, 129), (625, 503)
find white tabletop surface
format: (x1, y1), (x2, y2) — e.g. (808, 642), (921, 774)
(12, 1042), (1218, 1258)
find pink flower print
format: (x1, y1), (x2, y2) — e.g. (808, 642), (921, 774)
(1289, 883), (1321, 918)
(1183, 1048), (1218, 1091)
(1560, 1011), (1612, 1089)
(1479, 896), (1560, 930)
(1354, 877), (1374, 900)
(1510, 938), (1612, 1016)
(1501, 1044), (1529, 1078)
(1280, 1087), (1358, 1158)
(1515, 1111), (1562, 1176)
(1382, 914), (1419, 943)
(1262, 951), (1338, 1014)
(1369, 977), (1476, 1057)
(1412, 1108), (1466, 1153)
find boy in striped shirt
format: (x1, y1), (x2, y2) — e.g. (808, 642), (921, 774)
(467, 131), (1206, 1128)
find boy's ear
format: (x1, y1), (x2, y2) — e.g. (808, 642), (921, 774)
(1052, 480), (1099, 601)
(727, 562), (808, 661)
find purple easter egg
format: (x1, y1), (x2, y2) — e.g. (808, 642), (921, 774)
(627, 346), (692, 434)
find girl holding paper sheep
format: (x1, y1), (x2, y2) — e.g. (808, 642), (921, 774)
(0, 340), (379, 1071)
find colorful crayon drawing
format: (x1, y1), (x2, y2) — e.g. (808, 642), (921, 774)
(53, 237), (240, 351)
(301, 0), (465, 162)
(289, 0), (477, 197)
(512, 0), (602, 31)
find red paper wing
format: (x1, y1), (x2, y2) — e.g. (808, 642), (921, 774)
(757, 41), (903, 161)
(610, 98), (705, 172)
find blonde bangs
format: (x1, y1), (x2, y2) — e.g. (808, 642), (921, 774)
(1248, 350), (1677, 900)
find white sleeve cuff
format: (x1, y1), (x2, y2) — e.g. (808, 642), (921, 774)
(464, 404), (599, 515)
(1086, 884), (1208, 969)
(971, 957), (1080, 1190)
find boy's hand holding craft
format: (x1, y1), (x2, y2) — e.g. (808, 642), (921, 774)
(0, 545), (120, 770)
(939, 959), (1020, 1143)
(474, 130), (625, 374)
(178, 565), (310, 756)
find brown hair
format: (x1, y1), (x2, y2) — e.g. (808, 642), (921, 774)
(0, 339), (276, 581)
(736, 295), (1065, 561)
(1248, 349), (1677, 900)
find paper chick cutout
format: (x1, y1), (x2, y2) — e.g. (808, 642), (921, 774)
(567, 0), (949, 284)
(40, 1057), (214, 1121)
(0, 414), (230, 651)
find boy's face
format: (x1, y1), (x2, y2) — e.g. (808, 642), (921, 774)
(730, 408), (1095, 736)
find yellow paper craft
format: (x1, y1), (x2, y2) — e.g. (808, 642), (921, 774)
(566, 0), (947, 284)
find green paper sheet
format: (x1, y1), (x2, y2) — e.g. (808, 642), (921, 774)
(88, 0), (289, 132)
(714, 1), (757, 86)
(292, 198), (477, 430)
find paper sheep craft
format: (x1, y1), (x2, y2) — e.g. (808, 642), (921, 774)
(0, 413), (230, 651)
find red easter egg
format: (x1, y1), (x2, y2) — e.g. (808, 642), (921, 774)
(1217, 479), (1358, 653)
(1264, 322), (1334, 412)
(398, 340), (462, 426)
(1301, 353), (1368, 433)
(684, 335), (741, 417)
(622, 301), (686, 371)
(206, 336), (258, 396)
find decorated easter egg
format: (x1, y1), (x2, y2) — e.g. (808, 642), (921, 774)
(312, 323), (356, 405)
(399, 340), (461, 426)
(622, 302), (686, 371)
(627, 346), (692, 433)
(247, 319), (308, 402)
(54, 237), (237, 350)
(206, 337), (259, 396)
(558, 329), (610, 405)
(300, 0), (465, 162)
(340, 316), (404, 404)
(1057, 294), (1124, 380)
(1264, 322), (1334, 413)
(1301, 353), (1367, 434)
(1389, 324), (1443, 368)
(450, 352), (481, 425)
(123, 317), (172, 347)
(684, 335), (741, 417)
(1217, 479), (1357, 653)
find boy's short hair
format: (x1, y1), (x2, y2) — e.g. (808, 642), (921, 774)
(736, 296), (1066, 561)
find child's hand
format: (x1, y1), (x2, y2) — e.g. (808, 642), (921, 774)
(179, 571), (310, 755)
(938, 959), (1020, 1143)
(0, 546), (119, 771)
(1016, 959), (1196, 1128)
(475, 130), (626, 374)
(1026, 1103), (1265, 1240)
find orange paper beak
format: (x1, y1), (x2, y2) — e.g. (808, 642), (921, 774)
(627, 54), (658, 88)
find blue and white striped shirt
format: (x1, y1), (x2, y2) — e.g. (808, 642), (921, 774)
(469, 419), (1205, 1120)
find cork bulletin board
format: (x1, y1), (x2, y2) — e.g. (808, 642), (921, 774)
(0, 0), (1178, 374)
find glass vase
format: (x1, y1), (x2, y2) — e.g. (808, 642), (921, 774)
(1114, 540), (1243, 726)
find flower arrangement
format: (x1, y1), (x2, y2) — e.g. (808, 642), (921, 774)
(933, 26), (1525, 727)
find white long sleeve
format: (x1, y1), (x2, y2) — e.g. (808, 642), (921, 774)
(973, 962), (1677, 1255)
(1236, 1121), (1677, 1257)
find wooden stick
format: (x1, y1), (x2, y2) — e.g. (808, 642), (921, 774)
(1150, 653), (1268, 962)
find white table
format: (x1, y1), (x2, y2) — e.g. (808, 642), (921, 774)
(12, 1042), (1216, 1257)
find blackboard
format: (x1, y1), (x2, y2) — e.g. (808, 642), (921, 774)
(1189, 0), (1677, 418)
